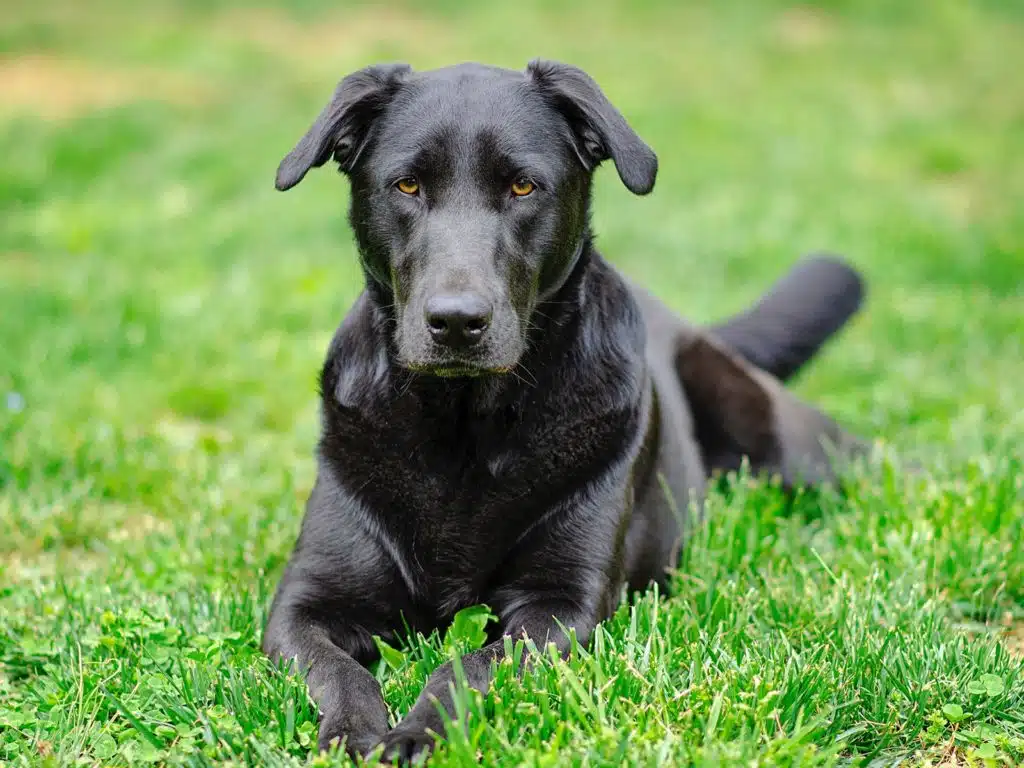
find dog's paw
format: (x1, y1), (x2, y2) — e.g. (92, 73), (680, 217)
(377, 722), (437, 764)
(313, 676), (391, 756)
(317, 710), (388, 758)
(317, 724), (381, 758)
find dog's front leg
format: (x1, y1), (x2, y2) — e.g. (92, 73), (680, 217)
(263, 474), (411, 756)
(264, 584), (391, 756)
(378, 598), (596, 762)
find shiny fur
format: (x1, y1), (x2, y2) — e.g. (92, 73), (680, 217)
(264, 60), (867, 761)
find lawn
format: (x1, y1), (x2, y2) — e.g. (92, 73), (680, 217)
(1, 0), (1023, 765)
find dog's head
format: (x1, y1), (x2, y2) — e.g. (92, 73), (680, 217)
(276, 61), (657, 376)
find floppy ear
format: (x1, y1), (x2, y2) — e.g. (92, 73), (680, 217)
(526, 59), (658, 195)
(275, 63), (412, 191)
(675, 334), (867, 488)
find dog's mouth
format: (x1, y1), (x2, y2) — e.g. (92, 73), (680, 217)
(404, 361), (512, 378)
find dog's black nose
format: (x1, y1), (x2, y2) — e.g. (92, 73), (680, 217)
(424, 293), (492, 348)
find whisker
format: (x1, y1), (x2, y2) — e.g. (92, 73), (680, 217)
(512, 363), (539, 388)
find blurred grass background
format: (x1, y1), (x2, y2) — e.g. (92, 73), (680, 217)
(1, 0), (1023, 765)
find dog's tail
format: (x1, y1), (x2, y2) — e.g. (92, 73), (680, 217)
(709, 254), (865, 382)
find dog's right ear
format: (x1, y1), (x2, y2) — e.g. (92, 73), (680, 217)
(275, 63), (412, 191)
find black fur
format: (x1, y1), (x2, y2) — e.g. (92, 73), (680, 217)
(263, 60), (867, 762)
(710, 254), (865, 381)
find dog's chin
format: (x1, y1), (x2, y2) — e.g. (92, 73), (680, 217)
(395, 334), (526, 379)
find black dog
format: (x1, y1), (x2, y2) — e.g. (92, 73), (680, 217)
(264, 60), (866, 761)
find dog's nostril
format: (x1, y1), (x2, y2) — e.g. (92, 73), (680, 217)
(465, 316), (489, 334)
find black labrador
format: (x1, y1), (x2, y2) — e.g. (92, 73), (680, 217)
(263, 60), (867, 761)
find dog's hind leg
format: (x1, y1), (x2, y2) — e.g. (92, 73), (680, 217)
(631, 272), (866, 488)
(674, 331), (868, 487)
(709, 254), (865, 382)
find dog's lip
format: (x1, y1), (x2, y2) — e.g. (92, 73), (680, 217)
(403, 361), (512, 378)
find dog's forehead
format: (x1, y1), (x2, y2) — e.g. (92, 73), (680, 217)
(401, 62), (532, 112)
(373, 64), (566, 163)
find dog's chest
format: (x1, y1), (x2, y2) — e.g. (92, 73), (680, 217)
(322, 362), (646, 625)
(326, 405), (588, 618)
(384, 463), (532, 622)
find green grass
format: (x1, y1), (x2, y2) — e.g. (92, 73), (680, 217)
(2, 0), (1023, 765)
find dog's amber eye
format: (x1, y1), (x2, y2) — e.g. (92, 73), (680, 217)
(511, 178), (535, 197)
(396, 178), (419, 195)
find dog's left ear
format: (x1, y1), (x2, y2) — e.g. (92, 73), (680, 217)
(527, 59), (657, 195)
(276, 63), (412, 191)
